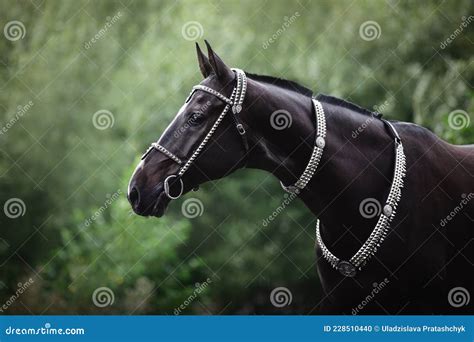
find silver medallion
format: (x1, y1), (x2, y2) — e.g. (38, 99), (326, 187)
(337, 261), (357, 277)
(383, 204), (393, 217)
(316, 136), (325, 148)
(233, 104), (242, 114)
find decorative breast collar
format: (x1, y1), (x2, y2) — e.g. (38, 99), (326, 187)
(282, 97), (406, 277)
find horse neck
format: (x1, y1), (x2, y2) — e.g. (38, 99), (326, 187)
(244, 83), (396, 256)
(243, 78), (316, 184)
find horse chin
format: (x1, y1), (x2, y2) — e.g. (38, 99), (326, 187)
(151, 191), (171, 217)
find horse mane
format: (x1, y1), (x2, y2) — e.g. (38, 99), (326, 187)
(246, 73), (375, 117)
(245, 72), (313, 97)
(316, 94), (376, 117)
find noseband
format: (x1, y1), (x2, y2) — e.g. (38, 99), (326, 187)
(142, 68), (248, 199)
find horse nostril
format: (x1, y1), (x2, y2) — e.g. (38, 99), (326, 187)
(128, 186), (140, 207)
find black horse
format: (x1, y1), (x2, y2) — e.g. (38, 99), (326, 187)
(128, 42), (473, 314)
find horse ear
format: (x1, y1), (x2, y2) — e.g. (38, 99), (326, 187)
(195, 42), (212, 78)
(205, 40), (234, 81)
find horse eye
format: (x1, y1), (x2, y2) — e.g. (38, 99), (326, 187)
(189, 112), (204, 125)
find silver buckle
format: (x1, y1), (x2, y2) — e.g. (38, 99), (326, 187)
(280, 181), (300, 194)
(164, 175), (184, 200)
(236, 124), (246, 135)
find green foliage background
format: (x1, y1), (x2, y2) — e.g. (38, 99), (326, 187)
(0, 0), (472, 314)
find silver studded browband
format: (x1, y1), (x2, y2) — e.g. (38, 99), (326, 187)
(142, 68), (248, 199)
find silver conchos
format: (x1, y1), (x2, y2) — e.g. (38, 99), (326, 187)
(337, 261), (357, 277)
(316, 140), (406, 277)
(383, 204), (393, 216)
(233, 104), (242, 114)
(281, 99), (327, 194)
(316, 136), (325, 149)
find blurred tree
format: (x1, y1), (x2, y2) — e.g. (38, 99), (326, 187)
(0, 0), (472, 313)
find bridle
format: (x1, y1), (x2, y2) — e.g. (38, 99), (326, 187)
(142, 68), (406, 277)
(141, 68), (248, 199)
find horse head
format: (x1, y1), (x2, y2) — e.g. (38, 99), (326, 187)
(127, 42), (251, 217)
